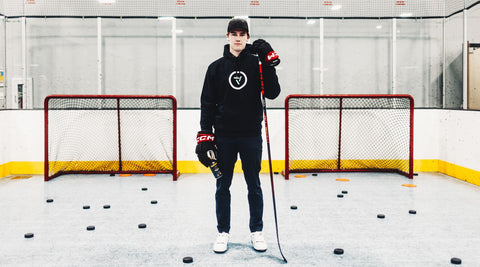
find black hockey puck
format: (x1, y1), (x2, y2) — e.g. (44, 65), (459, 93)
(334, 248), (344, 255)
(138, 223), (147, 229)
(377, 214), (385, 219)
(450, 257), (462, 264)
(24, 233), (34, 238)
(337, 194), (344, 198)
(274, 172), (279, 175)
(312, 173), (318, 176)
(110, 174), (115, 176)
(409, 210), (417, 214)
(103, 205), (111, 209)
(290, 205), (298, 210)
(183, 256), (193, 263)
(342, 190), (348, 194)
(151, 200), (158, 204)
(86, 225), (95, 231)
(141, 187), (148, 191)
(83, 205), (90, 209)
(46, 199), (54, 203)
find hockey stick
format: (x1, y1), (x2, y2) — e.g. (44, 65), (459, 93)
(258, 60), (287, 263)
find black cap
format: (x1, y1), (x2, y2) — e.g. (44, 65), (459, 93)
(227, 18), (249, 34)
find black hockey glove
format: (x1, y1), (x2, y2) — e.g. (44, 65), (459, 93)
(252, 39), (280, 67)
(195, 130), (216, 168)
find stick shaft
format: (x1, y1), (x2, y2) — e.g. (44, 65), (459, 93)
(258, 61), (287, 263)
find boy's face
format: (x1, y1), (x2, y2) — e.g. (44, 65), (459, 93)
(227, 30), (250, 54)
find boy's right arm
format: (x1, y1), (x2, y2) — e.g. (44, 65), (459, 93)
(197, 65), (217, 168)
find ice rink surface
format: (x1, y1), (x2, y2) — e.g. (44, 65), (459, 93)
(1, 172), (479, 266)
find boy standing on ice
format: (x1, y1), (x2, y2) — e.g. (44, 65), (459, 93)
(195, 18), (281, 253)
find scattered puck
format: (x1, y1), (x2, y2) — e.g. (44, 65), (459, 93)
(110, 174), (115, 176)
(86, 225), (95, 231)
(274, 172), (279, 175)
(103, 205), (111, 209)
(337, 194), (344, 198)
(46, 199), (54, 203)
(83, 205), (90, 210)
(377, 214), (385, 219)
(24, 233), (34, 238)
(450, 257), (462, 265)
(290, 205), (298, 210)
(312, 173), (318, 176)
(138, 223), (147, 229)
(409, 210), (417, 214)
(183, 256), (193, 263)
(342, 190), (348, 194)
(333, 248), (344, 255)
(151, 200), (158, 204)
(413, 173), (419, 176)
(141, 187), (148, 191)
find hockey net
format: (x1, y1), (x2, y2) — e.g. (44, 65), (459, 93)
(44, 95), (177, 181)
(284, 94), (413, 179)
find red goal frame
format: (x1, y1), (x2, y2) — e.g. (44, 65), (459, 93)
(284, 94), (414, 179)
(44, 95), (178, 181)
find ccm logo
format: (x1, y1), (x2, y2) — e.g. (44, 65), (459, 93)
(197, 135), (214, 143)
(267, 51), (279, 61)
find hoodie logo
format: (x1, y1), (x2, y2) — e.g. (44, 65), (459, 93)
(229, 71), (247, 90)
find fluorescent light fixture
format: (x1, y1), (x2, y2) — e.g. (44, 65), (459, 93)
(234, 16), (249, 19)
(306, 19), (316, 25)
(158, 16), (175, 20)
(376, 25), (382, 29)
(400, 13), (413, 17)
(331, 5), (342, 10)
(172, 29), (183, 34)
(98, 0), (115, 4)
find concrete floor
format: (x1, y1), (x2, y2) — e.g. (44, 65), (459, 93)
(0, 172), (479, 266)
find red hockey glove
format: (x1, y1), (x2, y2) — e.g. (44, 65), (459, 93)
(195, 130), (216, 168)
(252, 39), (280, 67)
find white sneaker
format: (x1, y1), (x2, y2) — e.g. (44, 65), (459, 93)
(213, 232), (229, 253)
(251, 231), (267, 252)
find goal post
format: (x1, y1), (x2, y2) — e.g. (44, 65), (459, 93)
(284, 94), (414, 179)
(44, 95), (178, 181)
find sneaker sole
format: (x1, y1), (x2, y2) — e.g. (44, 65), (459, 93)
(252, 243), (267, 252)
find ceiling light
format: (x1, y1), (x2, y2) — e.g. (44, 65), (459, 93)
(98, 0), (115, 4)
(158, 17), (175, 21)
(331, 5), (342, 10)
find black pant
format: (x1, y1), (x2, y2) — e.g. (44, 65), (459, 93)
(215, 136), (263, 233)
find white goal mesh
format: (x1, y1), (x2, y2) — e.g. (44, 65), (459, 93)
(44, 95), (177, 181)
(285, 94), (414, 179)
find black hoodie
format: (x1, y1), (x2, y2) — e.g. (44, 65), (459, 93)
(200, 44), (281, 137)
